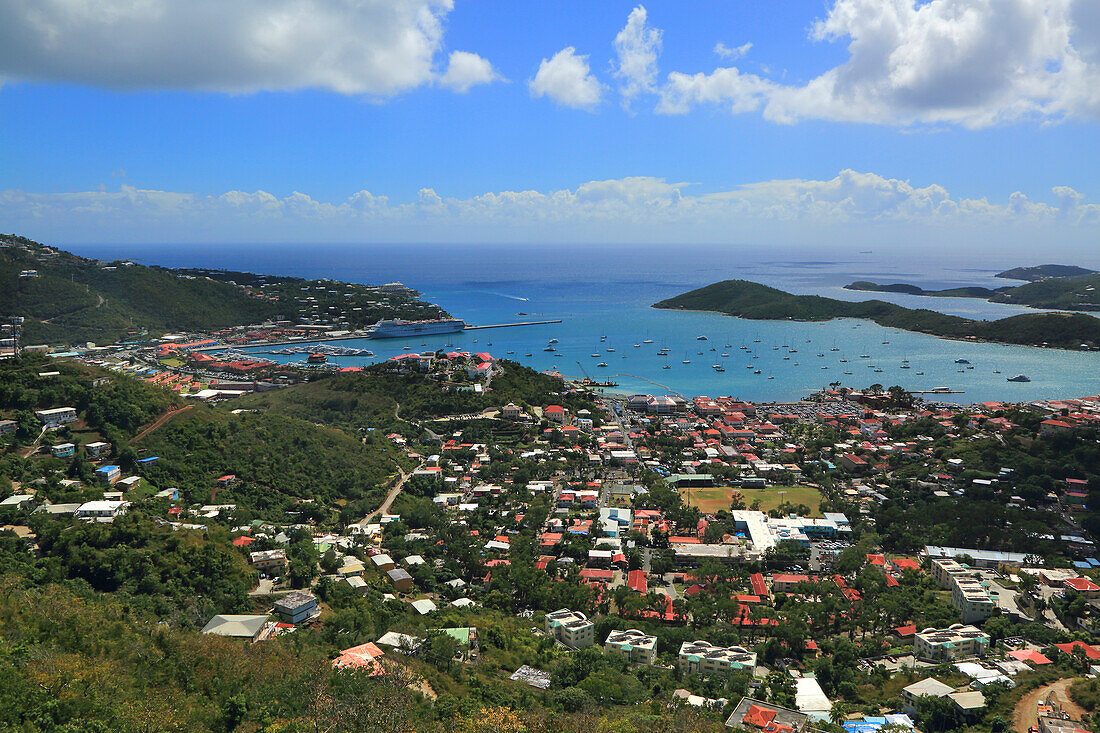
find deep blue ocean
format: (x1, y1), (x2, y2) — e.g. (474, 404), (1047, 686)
(66, 242), (1100, 403)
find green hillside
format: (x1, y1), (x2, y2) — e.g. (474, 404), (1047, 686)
(845, 274), (1100, 311)
(996, 264), (1097, 281)
(654, 279), (1100, 349)
(1, 236), (282, 344)
(2, 234), (448, 345)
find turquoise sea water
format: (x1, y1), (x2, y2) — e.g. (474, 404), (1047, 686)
(68, 242), (1100, 403)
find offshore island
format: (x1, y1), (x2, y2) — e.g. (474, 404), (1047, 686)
(654, 279), (1100, 350)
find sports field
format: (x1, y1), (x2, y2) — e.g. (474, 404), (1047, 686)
(682, 484), (823, 515)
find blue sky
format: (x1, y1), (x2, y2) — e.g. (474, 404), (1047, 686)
(1, 0), (1099, 253)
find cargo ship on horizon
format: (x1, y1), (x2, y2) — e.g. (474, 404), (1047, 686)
(366, 317), (467, 339)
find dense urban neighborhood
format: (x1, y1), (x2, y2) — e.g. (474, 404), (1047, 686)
(3, 236), (1100, 733)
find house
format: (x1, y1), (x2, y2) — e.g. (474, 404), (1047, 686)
(500, 403), (523, 420)
(678, 641), (756, 676)
(84, 441), (110, 457)
(74, 500), (129, 521)
(35, 407), (77, 427)
(274, 591), (318, 624)
(901, 678), (954, 715)
(50, 442), (76, 458)
(411, 599), (438, 615)
(332, 642), (386, 674)
(387, 568), (414, 592)
(94, 465), (121, 485)
(0, 495), (36, 511)
(544, 405), (567, 424)
(604, 629), (657, 665)
(724, 697), (809, 732)
(838, 453), (870, 473)
(0, 419), (17, 435)
(201, 614), (271, 641)
(545, 608), (595, 649)
(370, 553), (396, 572)
(1064, 577), (1100, 599)
(914, 624), (990, 661)
(249, 549), (288, 573)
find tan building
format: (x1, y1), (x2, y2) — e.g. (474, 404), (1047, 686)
(678, 641), (756, 676)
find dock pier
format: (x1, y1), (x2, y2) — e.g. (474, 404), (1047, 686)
(463, 320), (562, 331)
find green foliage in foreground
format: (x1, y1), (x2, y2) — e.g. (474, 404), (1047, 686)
(654, 279), (1100, 348)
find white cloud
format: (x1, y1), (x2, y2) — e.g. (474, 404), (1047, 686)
(529, 47), (604, 110)
(439, 51), (501, 93)
(613, 6), (662, 108)
(5, 172), (1099, 248)
(714, 42), (752, 60)
(647, 0), (1100, 127)
(0, 0), (495, 97)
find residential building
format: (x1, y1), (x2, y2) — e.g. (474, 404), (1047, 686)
(930, 558), (995, 623)
(201, 614), (271, 641)
(545, 609), (595, 649)
(50, 442), (75, 458)
(724, 697), (809, 732)
(677, 641), (757, 676)
(0, 419), (17, 435)
(274, 591), (318, 624)
(74, 500), (129, 521)
(914, 624), (990, 661)
(94, 465), (121, 485)
(604, 629), (657, 665)
(85, 441), (110, 457)
(35, 407), (77, 427)
(249, 549), (288, 573)
(901, 678), (954, 715)
(386, 568), (414, 592)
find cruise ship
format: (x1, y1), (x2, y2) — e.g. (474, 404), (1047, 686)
(366, 317), (467, 339)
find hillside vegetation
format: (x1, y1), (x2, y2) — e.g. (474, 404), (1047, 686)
(846, 272), (1100, 311)
(2, 236), (282, 344)
(996, 264), (1097, 281)
(654, 279), (1100, 349)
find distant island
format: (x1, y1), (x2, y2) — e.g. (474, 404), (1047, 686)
(654, 279), (1100, 350)
(996, 264), (1097, 281)
(844, 266), (1100, 312)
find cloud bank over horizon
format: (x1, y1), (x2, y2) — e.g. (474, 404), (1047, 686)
(4, 171), (1099, 256)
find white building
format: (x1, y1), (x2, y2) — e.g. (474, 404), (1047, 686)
(914, 624), (990, 661)
(546, 609), (595, 649)
(36, 407), (77, 427)
(604, 629), (657, 665)
(74, 500), (130, 521)
(677, 641), (756, 676)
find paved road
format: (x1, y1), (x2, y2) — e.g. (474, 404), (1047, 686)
(360, 460), (424, 524)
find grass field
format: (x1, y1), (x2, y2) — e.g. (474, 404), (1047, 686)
(682, 484), (824, 515)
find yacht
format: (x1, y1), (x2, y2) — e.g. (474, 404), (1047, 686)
(754, 369), (762, 374)
(682, 359), (691, 364)
(597, 362), (608, 368)
(697, 335), (708, 341)
(662, 364), (671, 369)
(643, 338), (654, 344)
(721, 353), (730, 357)
(634, 343), (641, 348)
(1007, 374), (1031, 382)
(955, 359), (970, 364)
(548, 338), (558, 343)
(544, 346), (556, 352)
(591, 353), (600, 358)
(606, 347), (615, 352)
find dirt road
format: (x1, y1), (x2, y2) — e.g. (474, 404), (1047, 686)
(1013, 677), (1088, 733)
(132, 405), (192, 443)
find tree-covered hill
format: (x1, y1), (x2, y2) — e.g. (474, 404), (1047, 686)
(654, 279), (1100, 349)
(234, 361), (599, 436)
(2, 236), (283, 344)
(135, 406), (407, 522)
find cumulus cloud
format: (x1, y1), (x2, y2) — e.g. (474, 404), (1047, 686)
(613, 6), (662, 108)
(439, 51), (501, 93)
(529, 47), (604, 110)
(4, 171), (1099, 245)
(645, 0), (1100, 127)
(0, 0), (496, 96)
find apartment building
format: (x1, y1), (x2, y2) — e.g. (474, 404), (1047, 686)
(604, 629), (657, 665)
(914, 624), (990, 661)
(545, 608), (595, 649)
(931, 558), (995, 623)
(678, 641), (757, 677)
